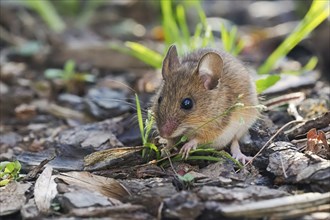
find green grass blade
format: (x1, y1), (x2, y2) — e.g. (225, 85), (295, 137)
(161, 0), (181, 47)
(194, 0), (207, 27)
(258, 0), (329, 75)
(78, 0), (106, 26)
(220, 23), (230, 52)
(144, 111), (154, 144)
(25, 0), (65, 33)
(302, 56), (318, 71)
(228, 26), (238, 53)
(255, 75), (281, 94)
(176, 4), (190, 44)
(232, 39), (245, 56)
(192, 23), (203, 49)
(185, 155), (222, 161)
(135, 94), (145, 145)
(125, 42), (163, 68)
(202, 25), (213, 47)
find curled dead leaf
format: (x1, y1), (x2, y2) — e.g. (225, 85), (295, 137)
(55, 171), (131, 200)
(306, 128), (330, 157)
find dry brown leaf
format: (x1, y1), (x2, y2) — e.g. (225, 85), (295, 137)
(55, 171), (130, 200)
(306, 128), (330, 156)
(15, 103), (36, 120)
(34, 166), (57, 214)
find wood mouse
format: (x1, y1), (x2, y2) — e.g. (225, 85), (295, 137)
(152, 45), (259, 163)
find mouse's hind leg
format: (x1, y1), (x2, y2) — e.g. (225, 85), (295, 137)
(230, 138), (252, 164)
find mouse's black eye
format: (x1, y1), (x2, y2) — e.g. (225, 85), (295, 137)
(158, 96), (163, 104)
(181, 98), (193, 110)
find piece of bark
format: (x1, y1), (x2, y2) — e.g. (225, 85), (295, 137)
(18, 144), (94, 172)
(59, 118), (124, 150)
(286, 112), (330, 140)
(59, 188), (114, 208)
(221, 192), (330, 218)
(0, 181), (31, 216)
(163, 191), (204, 219)
(122, 178), (177, 217)
(197, 185), (289, 202)
(84, 146), (143, 171)
(267, 142), (330, 192)
(20, 198), (40, 220)
(68, 204), (151, 219)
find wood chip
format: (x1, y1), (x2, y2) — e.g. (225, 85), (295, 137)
(221, 192), (330, 218)
(0, 182), (31, 216)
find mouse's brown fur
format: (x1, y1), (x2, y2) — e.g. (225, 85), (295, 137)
(152, 45), (258, 162)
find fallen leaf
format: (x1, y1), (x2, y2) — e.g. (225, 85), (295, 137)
(55, 171), (130, 200)
(306, 128), (330, 156)
(15, 103), (36, 120)
(34, 166), (57, 214)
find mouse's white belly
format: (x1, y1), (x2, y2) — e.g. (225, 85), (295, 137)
(211, 110), (257, 149)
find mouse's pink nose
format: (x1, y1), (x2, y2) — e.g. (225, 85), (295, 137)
(160, 119), (178, 138)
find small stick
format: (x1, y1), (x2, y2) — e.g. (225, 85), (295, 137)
(279, 154), (288, 179)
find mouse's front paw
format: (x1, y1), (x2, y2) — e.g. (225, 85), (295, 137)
(232, 151), (252, 165)
(179, 139), (198, 159)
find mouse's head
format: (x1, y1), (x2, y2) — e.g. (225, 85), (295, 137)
(153, 45), (224, 139)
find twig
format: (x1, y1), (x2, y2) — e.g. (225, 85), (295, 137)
(279, 154), (288, 179)
(157, 202), (164, 220)
(164, 150), (179, 176)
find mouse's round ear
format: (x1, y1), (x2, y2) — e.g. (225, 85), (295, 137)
(162, 45), (180, 80)
(197, 52), (223, 90)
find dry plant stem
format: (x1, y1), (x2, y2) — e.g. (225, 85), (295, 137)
(243, 120), (306, 168)
(157, 202), (164, 220)
(164, 150), (179, 176)
(287, 103), (303, 120)
(264, 92), (305, 110)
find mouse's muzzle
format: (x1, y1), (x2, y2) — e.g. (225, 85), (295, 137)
(158, 118), (179, 138)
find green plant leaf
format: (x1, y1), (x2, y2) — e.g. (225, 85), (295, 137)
(255, 75), (281, 94)
(14, 161), (21, 172)
(5, 162), (15, 173)
(180, 136), (188, 143)
(0, 161), (9, 171)
(44, 69), (64, 79)
(73, 73), (96, 82)
(178, 173), (195, 182)
(14, 41), (43, 56)
(64, 60), (75, 74)
(0, 179), (10, 187)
